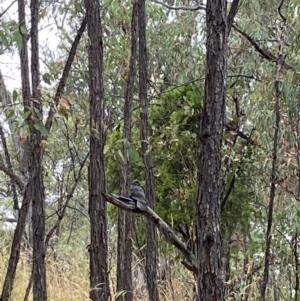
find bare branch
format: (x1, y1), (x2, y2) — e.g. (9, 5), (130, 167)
(0, 218), (17, 223)
(150, 0), (205, 11)
(102, 193), (198, 274)
(232, 24), (293, 71)
(45, 17), (87, 133)
(227, 0), (240, 35)
(228, 74), (259, 80)
(278, 0), (286, 23)
(0, 0), (17, 18)
(0, 162), (24, 191)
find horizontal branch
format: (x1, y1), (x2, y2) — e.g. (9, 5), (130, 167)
(150, 0), (205, 11)
(102, 192), (198, 274)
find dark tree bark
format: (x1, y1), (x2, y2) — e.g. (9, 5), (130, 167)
(84, 0), (110, 300)
(0, 184), (30, 301)
(116, 2), (138, 301)
(45, 17), (87, 133)
(260, 41), (283, 301)
(137, 1), (159, 301)
(0, 12), (86, 300)
(30, 0), (47, 299)
(0, 0), (32, 299)
(197, 0), (228, 300)
(0, 124), (18, 210)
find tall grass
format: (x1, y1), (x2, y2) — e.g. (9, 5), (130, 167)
(0, 244), (195, 301)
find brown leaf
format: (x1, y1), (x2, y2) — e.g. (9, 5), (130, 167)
(19, 128), (28, 146)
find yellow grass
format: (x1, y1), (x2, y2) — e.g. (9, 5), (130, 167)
(0, 245), (194, 301)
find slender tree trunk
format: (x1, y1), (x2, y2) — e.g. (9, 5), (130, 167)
(137, 1), (159, 301)
(0, 0), (32, 299)
(0, 185), (31, 301)
(260, 40), (283, 301)
(84, 1), (110, 300)
(116, 2), (138, 301)
(0, 72), (19, 210)
(30, 0), (47, 299)
(197, 0), (227, 300)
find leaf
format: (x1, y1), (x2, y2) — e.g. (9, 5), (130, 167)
(117, 149), (124, 162)
(42, 73), (52, 85)
(40, 140), (49, 150)
(0, 30), (9, 48)
(129, 147), (140, 164)
(33, 107), (43, 119)
(104, 144), (110, 154)
(12, 90), (18, 101)
(59, 96), (72, 110)
(22, 110), (32, 120)
(14, 31), (23, 51)
(7, 110), (15, 119)
(20, 26), (27, 35)
(19, 127), (28, 145)
(34, 120), (48, 137)
(123, 138), (130, 149)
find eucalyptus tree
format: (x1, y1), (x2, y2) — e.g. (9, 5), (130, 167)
(84, 0), (110, 300)
(0, 0), (48, 298)
(116, 2), (138, 301)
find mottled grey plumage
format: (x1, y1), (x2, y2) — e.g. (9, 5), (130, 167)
(111, 180), (148, 212)
(130, 180), (148, 211)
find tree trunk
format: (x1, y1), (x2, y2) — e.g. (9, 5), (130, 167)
(0, 0), (35, 299)
(197, 0), (227, 300)
(30, 0), (47, 299)
(84, 0), (110, 300)
(138, 1), (159, 301)
(116, 2), (138, 301)
(260, 41), (282, 301)
(0, 186), (30, 301)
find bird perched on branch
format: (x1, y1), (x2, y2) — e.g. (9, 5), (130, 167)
(110, 179), (148, 212)
(130, 180), (148, 211)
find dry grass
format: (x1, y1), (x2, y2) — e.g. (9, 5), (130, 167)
(0, 247), (194, 301)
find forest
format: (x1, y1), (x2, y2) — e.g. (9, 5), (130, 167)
(0, 0), (299, 300)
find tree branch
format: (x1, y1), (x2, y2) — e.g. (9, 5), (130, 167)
(102, 192), (198, 274)
(0, 162), (24, 191)
(227, 0), (240, 36)
(0, 0), (17, 18)
(45, 17), (87, 133)
(232, 24), (293, 71)
(150, 0), (205, 11)
(278, 0), (286, 23)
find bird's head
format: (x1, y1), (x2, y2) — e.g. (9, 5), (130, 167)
(131, 179), (142, 186)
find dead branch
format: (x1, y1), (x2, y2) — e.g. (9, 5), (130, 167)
(102, 192), (198, 274)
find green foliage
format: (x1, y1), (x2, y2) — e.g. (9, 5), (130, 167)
(150, 84), (202, 246)
(0, 20), (22, 51)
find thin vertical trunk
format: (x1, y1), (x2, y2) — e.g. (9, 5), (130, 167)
(295, 92), (300, 301)
(261, 45), (282, 301)
(197, 0), (227, 301)
(137, 1), (159, 301)
(30, 0), (47, 299)
(0, 0), (32, 299)
(0, 71), (19, 210)
(116, 2), (138, 301)
(84, 0), (110, 300)
(0, 184), (31, 301)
